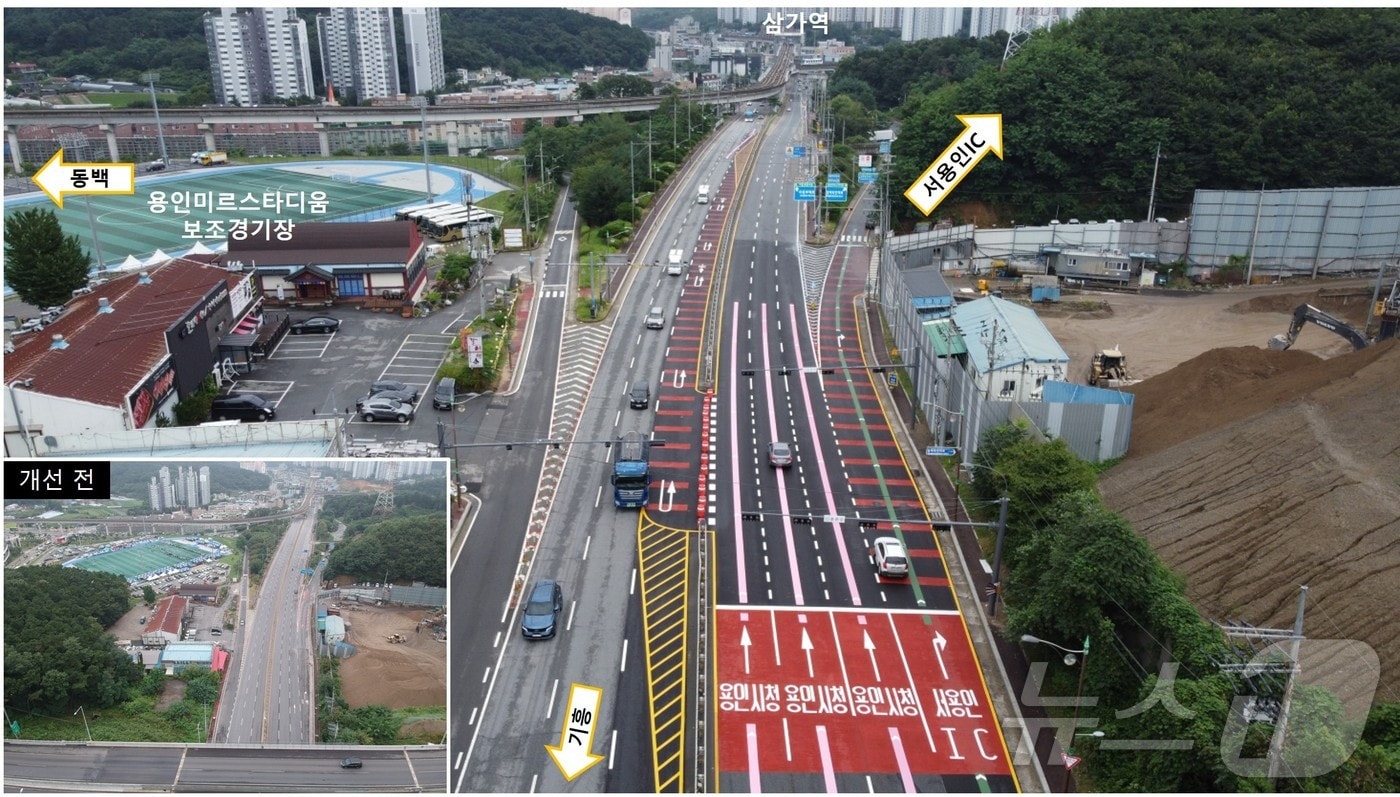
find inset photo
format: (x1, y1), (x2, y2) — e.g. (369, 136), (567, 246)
(2, 458), (448, 792)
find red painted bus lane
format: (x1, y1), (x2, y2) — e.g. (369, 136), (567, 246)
(717, 606), (1013, 787)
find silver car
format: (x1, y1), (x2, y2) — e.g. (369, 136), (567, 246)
(645, 307), (665, 329)
(360, 397), (415, 423)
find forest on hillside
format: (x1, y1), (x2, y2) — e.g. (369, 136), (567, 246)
(827, 8), (1400, 226)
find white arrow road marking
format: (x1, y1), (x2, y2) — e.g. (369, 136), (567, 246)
(802, 628), (815, 678)
(740, 625), (753, 675)
(932, 630), (949, 680)
(864, 630), (881, 682)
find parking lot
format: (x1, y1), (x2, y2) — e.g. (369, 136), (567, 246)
(223, 307), (462, 444)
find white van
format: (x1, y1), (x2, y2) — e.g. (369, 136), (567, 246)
(666, 249), (686, 276)
(697, 184), (710, 204)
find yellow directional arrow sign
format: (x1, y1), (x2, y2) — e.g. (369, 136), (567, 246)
(903, 114), (1004, 216)
(32, 149), (136, 209)
(546, 683), (605, 781)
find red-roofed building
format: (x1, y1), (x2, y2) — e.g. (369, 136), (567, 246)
(141, 595), (189, 647)
(4, 256), (262, 450)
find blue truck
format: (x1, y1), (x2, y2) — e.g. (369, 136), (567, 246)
(611, 431), (651, 508)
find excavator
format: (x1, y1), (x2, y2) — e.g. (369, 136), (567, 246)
(1268, 283), (1399, 351)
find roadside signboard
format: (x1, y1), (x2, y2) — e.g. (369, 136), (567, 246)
(794, 182), (816, 201)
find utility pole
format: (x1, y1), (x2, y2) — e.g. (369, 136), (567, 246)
(987, 496), (1009, 616)
(1145, 141), (1162, 222)
(522, 158), (532, 248)
(1266, 586), (1309, 780)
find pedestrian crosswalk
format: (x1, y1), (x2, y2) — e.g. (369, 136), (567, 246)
(837, 233), (869, 244)
(539, 286), (567, 299)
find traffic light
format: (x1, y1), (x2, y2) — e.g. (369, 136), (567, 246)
(741, 369), (756, 376)
(792, 515), (813, 525)
(857, 520), (878, 529)
(741, 512), (761, 521)
(820, 369), (835, 375)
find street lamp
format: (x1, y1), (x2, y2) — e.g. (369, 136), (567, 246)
(73, 705), (92, 742)
(142, 71), (170, 166)
(1021, 634), (1091, 791)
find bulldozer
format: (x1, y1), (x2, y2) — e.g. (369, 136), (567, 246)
(385, 633), (406, 644)
(1088, 347), (1140, 388)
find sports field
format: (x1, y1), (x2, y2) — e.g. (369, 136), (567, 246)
(70, 539), (208, 580)
(3, 160), (503, 270)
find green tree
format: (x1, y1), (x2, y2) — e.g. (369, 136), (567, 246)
(571, 157), (633, 227)
(3, 208), (91, 307)
(438, 252), (478, 291)
(141, 585), (157, 605)
(828, 94), (876, 144)
(4, 567), (140, 714)
(342, 704), (403, 744)
(591, 74), (654, 98)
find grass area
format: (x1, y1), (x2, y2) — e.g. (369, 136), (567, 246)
(11, 694), (196, 743)
(574, 259), (614, 322)
(394, 705), (447, 745)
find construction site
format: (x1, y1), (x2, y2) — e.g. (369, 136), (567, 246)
(1035, 276), (1400, 700)
(334, 604), (447, 734)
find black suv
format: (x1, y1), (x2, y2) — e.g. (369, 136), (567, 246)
(210, 394), (276, 422)
(628, 382), (650, 409)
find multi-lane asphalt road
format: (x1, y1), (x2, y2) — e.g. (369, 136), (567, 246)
(217, 474), (321, 745)
(450, 76), (1018, 794)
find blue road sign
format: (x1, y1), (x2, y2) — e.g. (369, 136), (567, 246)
(826, 183), (848, 202)
(925, 446), (958, 457)
(793, 145), (807, 157)
(858, 169), (878, 184)
(827, 171), (842, 183)
(879, 140), (891, 154)
(794, 182), (816, 201)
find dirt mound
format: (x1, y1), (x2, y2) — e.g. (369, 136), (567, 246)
(1123, 343), (1394, 459)
(338, 606), (446, 714)
(1102, 340), (1400, 699)
(1228, 287), (1376, 326)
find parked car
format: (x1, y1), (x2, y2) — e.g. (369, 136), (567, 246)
(872, 537), (909, 578)
(360, 397), (414, 423)
(210, 394), (276, 422)
(645, 307), (666, 329)
(369, 380), (419, 402)
(521, 580), (564, 639)
(432, 377), (457, 410)
(355, 389), (416, 411)
(767, 441), (793, 468)
(290, 316), (340, 335)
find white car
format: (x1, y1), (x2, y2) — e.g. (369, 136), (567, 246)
(645, 307), (666, 329)
(872, 537), (909, 578)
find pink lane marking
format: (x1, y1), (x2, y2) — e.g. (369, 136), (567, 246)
(747, 723), (762, 793)
(729, 304), (748, 604)
(787, 303), (862, 605)
(762, 304), (804, 605)
(816, 725), (838, 793)
(889, 727), (917, 792)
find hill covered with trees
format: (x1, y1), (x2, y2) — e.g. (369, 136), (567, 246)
(827, 8), (1400, 226)
(4, 567), (141, 714)
(318, 478), (446, 587)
